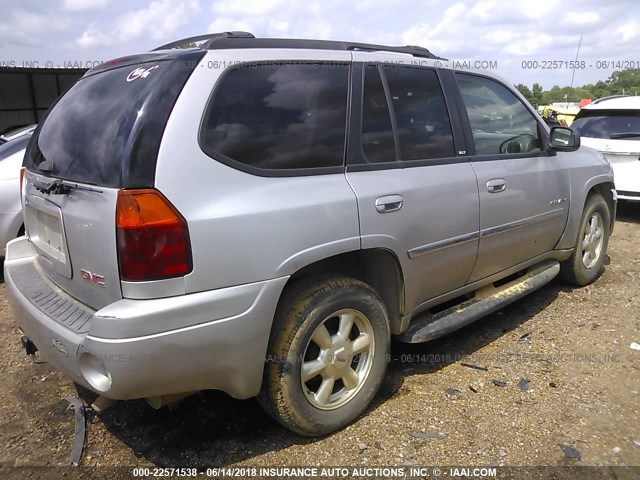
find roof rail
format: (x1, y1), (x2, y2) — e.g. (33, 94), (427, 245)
(152, 31), (255, 51)
(152, 32), (443, 59)
(591, 94), (630, 105)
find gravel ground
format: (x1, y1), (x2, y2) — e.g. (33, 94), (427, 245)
(0, 203), (639, 473)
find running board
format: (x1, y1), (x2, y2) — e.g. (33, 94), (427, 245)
(397, 260), (560, 344)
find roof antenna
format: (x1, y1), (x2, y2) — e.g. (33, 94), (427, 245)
(569, 35), (582, 105)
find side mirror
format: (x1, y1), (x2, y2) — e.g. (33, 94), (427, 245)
(549, 126), (580, 152)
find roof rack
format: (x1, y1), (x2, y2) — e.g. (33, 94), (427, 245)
(152, 32), (444, 59)
(151, 31), (255, 51)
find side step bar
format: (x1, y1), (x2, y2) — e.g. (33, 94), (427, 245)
(397, 260), (560, 344)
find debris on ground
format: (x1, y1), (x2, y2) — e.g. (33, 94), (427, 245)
(410, 432), (445, 440)
(491, 379), (507, 387)
(460, 362), (488, 371)
(519, 332), (532, 343)
(559, 444), (582, 460)
(357, 443), (367, 451)
(446, 388), (461, 397)
(630, 342), (640, 351)
(517, 378), (530, 391)
(65, 396), (86, 466)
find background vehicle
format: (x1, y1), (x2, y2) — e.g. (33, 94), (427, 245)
(0, 126), (33, 257)
(0, 125), (36, 145)
(572, 95), (640, 201)
(4, 33), (615, 436)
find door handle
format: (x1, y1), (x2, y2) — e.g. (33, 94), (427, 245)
(375, 195), (403, 213)
(487, 179), (506, 193)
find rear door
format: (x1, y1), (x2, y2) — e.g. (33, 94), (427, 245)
(345, 59), (479, 313)
(453, 72), (570, 282)
(22, 52), (203, 310)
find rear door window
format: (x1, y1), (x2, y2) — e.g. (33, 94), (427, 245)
(361, 66), (396, 163)
(202, 63), (349, 173)
(383, 66), (455, 160)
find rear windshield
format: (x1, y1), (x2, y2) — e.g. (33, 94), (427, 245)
(25, 52), (203, 188)
(572, 109), (640, 139)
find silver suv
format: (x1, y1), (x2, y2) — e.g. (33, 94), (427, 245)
(5, 32), (616, 436)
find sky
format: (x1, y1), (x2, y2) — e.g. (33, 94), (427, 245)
(0, 0), (638, 89)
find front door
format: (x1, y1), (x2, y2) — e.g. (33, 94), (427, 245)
(453, 72), (570, 282)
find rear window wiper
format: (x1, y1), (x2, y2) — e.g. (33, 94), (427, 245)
(33, 179), (103, 195)
(609, 132), (640, 139)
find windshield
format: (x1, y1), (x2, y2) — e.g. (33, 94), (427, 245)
(572, 109), (640, 139)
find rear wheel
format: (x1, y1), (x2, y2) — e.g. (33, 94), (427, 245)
(560, 193), (611, 286)
(258, 276), (390, 436)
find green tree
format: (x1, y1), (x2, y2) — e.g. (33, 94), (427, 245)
(531, 83), (543, 107)
(515, 83), (533, 104)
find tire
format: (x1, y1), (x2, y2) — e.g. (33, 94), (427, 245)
(560, 193), (611, 286)
(257, 276), (390, 436)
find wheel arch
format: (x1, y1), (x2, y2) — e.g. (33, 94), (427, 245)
(277, 249), (406, 335)
(556, 176), (615, 250)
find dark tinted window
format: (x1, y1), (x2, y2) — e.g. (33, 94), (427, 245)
(362, 66), (396, 163)
(25, 53), (203, 187)
(572, 109), (640, 139)
(383, 66), (454, 160)
(203, 63), (349, 171)
(456, 73), (541, 155)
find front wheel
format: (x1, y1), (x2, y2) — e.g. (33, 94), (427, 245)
(258, 276), (390, 436)
(560, 193), (611, 286)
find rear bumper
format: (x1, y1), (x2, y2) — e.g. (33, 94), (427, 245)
(4, 237), (288, 400)
(610, 161), (640, 201)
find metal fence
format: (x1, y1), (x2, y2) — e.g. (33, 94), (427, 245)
(0, 67), (88, 134)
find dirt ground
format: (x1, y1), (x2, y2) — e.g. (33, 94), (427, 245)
(0, 203), (638, 474)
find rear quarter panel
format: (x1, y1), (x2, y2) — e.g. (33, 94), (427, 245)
(154, 49), (360, 294)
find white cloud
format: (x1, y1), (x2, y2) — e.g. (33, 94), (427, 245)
(0, 7), (70, 46)
(76, 23), (110, 49)
(211, 0), (285, 16)
(75, 0), (200, 48)
(614, 21), (638, 42)
(562, 11), (599, 26)
(207, 17), (253, 33)
(63, 0), (109, 12)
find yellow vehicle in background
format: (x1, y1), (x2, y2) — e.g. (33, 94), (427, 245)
(538, 104), (581, 126)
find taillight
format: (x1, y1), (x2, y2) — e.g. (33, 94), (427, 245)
(19, 167), (25, 197)
(116, 189), (192, 282)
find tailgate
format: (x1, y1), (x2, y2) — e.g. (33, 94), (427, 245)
(20, 50), (203, 309)
(24, 173), (121, 310)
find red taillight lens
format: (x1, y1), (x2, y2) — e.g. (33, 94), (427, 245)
(19, 167), (25, 197)
(116, 189), (192, 282)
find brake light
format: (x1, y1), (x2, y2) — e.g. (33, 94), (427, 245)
(116, 189), (192, 282)
(19, 167), (25, 197)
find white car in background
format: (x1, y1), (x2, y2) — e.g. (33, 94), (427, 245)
(0, 127), (34, 257)
(572, 96), (640, 202)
